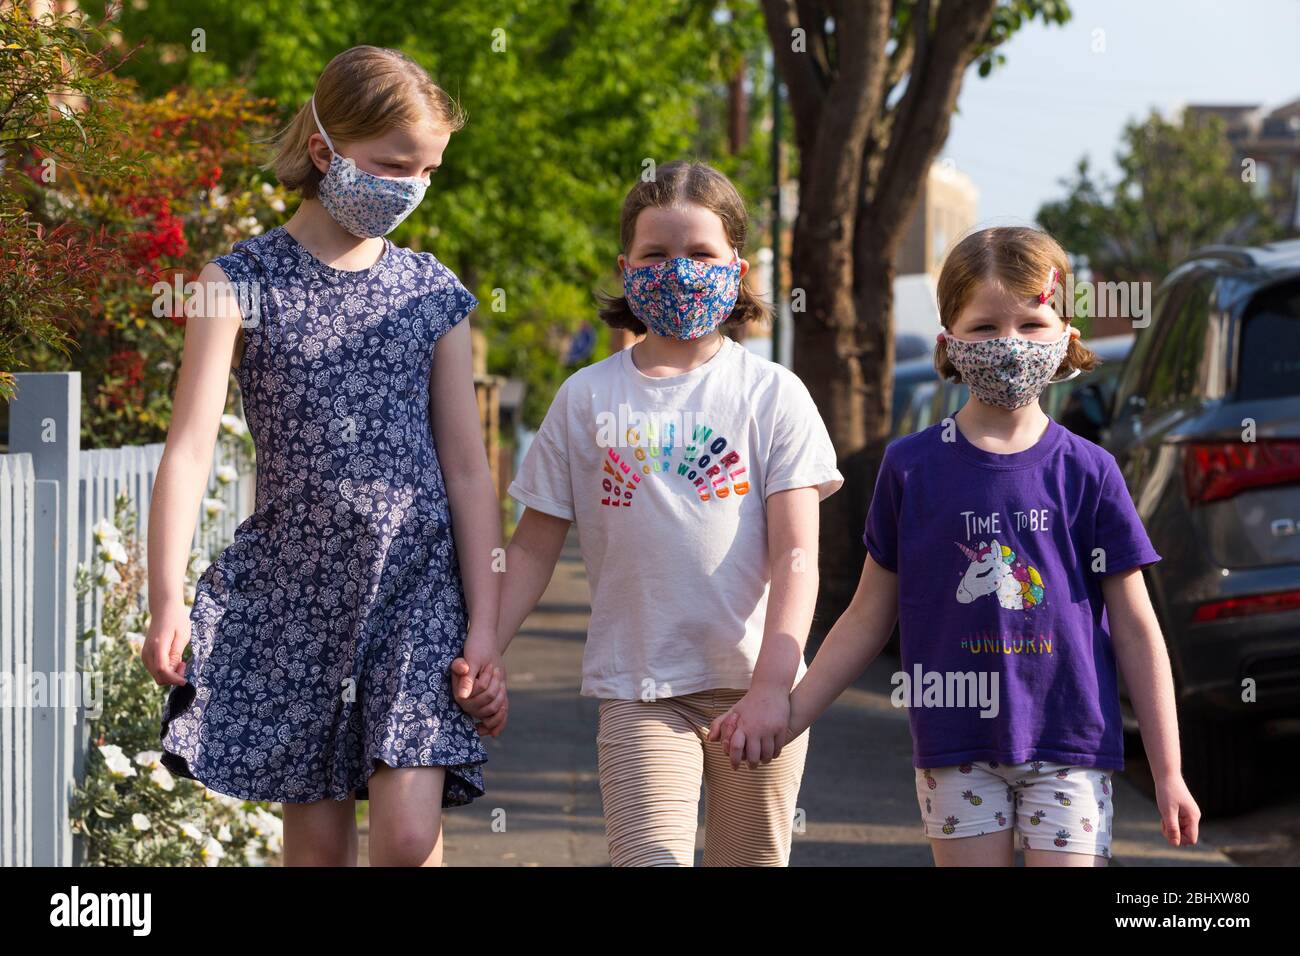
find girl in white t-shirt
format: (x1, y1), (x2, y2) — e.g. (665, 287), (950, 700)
(462, 160), (843, 865)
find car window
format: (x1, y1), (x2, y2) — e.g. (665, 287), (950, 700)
(1170, 278), (1215, 404)
(1134, 276), (1214, 414)
(1114, 288), (1171, 416)
(913, 383), (937, 431)
(1237, 281), (1300, 400)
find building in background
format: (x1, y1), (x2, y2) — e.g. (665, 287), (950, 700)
(1187, 98), (1300, 235)
(895, 160), (980, 281)
(892, 161), (979, 346)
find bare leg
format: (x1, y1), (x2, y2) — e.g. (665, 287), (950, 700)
(281, 797), (358, 866)
(929, 830), (1015, 866)
(365, 762), (446, 867)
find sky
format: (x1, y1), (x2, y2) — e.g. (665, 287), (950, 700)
(943, 0), (1300, 226)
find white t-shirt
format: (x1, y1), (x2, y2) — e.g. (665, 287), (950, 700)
(507, 335), (844, 700)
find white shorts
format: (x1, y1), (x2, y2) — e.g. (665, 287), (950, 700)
(915, 760), (1115, 858)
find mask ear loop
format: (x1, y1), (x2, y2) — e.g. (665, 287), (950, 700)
(1048, 326), (1082, 383)
(310, 95), (339, 158)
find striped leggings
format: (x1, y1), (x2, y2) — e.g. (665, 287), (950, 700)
(596, 688), (809, 866)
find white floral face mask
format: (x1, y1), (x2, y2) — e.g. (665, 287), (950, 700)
(311, 96), (429, 238)
(942, 328), (1078, 409)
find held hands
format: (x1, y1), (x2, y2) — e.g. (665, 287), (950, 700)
(706, 682), (795, 770)
(1154, 773), (1201, 847)
(450, 628), (509, 737)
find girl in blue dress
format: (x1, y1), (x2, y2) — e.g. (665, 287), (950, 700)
(143, 46), (506, 866)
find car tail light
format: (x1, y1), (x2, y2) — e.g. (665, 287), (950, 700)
(1183, 440), (1300, 505)
(1192, 590), (1300, 623)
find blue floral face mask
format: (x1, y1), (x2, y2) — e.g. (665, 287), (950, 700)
(311, 96), (429, 238)
(623, 249), (742, 340)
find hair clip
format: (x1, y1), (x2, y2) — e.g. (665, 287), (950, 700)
(1038, 267), (1059, 305)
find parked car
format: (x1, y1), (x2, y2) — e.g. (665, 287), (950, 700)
(891, 357), (941, 435)
(895, 379), (939, 437)
(1049, 334), (1133, 441)
(1090, 240), (1300, 815)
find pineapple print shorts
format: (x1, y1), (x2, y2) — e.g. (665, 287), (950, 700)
(915, 761), (1115, 858)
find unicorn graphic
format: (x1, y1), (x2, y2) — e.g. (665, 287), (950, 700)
(955, 540), (1046, 610)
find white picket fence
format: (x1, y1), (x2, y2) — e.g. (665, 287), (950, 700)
(0, 372), (254, 866)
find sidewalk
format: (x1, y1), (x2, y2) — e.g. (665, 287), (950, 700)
(418, 528), (1233, 866)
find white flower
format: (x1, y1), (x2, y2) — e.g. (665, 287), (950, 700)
(211, 186), (229, 210)
(237, 215), (261, 235)
(216, 824), (232, 842)
(219, 414), (247, 436)
(270, 198), (286, 213)
(193, 558), (211, 577)
(150, 765), (175, 792)
(202, 497), (227, 516)
(96, 633), (115, 651)
(131, 813), (151, 831)
(244, 840), (265, 865)
(205, 789), (244, 810)
(247, 807), (283, 839)
(134, 750), (162, 768)
(126, 632), (146, 653)
(179, 821), (205, 842)
(100, 539), (129, 564)
(266, 833), (282, 856)
(92, 519), (121, 546)
(202, 836), (225, 865)
(95, 564), (121, 587)
(215, 465), (239, 484)
(98, 744), (136, 778)
(183, 583), (196, 606)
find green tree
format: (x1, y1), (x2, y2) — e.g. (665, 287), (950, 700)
(1037, 110), (1285, 285)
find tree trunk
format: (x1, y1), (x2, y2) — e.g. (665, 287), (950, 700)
(763, 0), (998, 622)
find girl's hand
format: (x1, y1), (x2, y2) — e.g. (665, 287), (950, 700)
(1154, 773), (1201, 847)
(142, 601), (191, 686)
(451, 630), (509, 736)
(451, 660), (509, 736)
(706, 683), (792, 770)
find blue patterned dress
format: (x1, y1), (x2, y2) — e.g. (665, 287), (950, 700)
(159, 224), (487, 807)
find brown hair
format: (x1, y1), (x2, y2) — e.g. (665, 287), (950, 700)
(597, 161), (771, 334)
(934, 225), (1099, 383)
(267, 46), (466, 199)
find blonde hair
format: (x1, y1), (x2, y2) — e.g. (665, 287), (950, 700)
(934, 225), (1098, 383)
(267, 46), (466, 199)
(597, 161), (772, 333)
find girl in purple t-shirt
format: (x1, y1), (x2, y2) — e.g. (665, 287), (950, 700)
(713, 225), (1202, 866)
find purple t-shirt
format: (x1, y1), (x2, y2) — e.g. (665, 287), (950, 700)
(863, 418), (1160, 771)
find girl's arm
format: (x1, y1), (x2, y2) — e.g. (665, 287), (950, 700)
(497, 506), (571, 655)
(1102, 567), (1201, 846)
(448, 504), (568, 735)
(787, 552), (898, 738)
(720, 486), (821, 768)
(431, 318), (506, 692)
(143, 263), (243, 685)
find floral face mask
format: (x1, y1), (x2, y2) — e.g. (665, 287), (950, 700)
(311, 95), (429, 238)
(623, 249), (742, 340)
(942, 328), (1078, 409)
